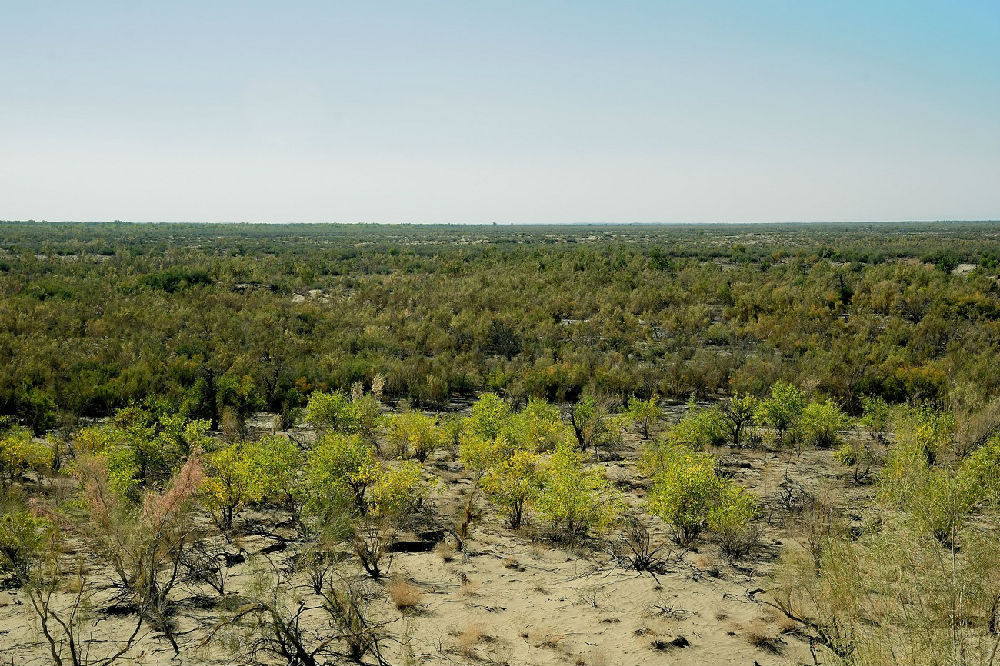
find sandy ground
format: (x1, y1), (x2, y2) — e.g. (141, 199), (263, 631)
(0, 422), (864, 666)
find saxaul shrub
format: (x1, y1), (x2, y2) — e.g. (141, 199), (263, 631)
(534, 442), (623, 540)
(645, 443), (758, 552)
(382, 410), (447, 461)
(202, 435), (300, 530)
(0, 425), (53, 487)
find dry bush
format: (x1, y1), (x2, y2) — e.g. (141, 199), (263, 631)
(611, 515), (667, 573)
(387, 577), (424, 612)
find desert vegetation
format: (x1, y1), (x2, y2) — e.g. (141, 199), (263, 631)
(3, 221), (1000, 665)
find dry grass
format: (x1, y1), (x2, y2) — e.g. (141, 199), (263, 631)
(433, 541), (456, 563)
(743, 619), (781, 653)
(455, 621), (493, 657)
(458, 573), (480, 597)
(387, 577), (424, 612)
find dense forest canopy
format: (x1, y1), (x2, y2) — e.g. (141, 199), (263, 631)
(2, 221), (1000, 432)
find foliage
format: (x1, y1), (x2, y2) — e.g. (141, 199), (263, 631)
(799, 399), (851, 448)
(480, 450), (542, 528)
(505, 398), (573, 452)
(304, 433), (380, 516)
(720, 392), (758, 448)
(0, 508), (51, 583)
(755, 381), (805, 447)
(665, 398), (727, 450)
(645, 443), (758, 550)
(203, 435), (300, 529)
(626, 395), (660, 438)
(465, 393), (512, 441)
(534, 443), (623, 538)
(0, 425), (53, 486)
(382, 410), (446, 461)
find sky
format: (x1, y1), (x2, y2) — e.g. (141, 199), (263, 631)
(1, 1), (998, 224)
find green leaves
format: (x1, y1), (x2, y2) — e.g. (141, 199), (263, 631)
(645, 443), (757, 550)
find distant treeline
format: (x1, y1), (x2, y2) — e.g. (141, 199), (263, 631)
(2, 221), (1000, 431)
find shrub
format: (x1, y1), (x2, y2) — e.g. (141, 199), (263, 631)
(720, 392), (758, 448)
(666, 399), (727, 450)
(383, 410), (446, 461)
(627, 395), (661, 439)
(0, 509), (51, 584)
(465, 393), (512, 440)
(646, 443), (758, 550)
(305, 433), (380, 515)
(505, 398), (574, 452)
(0, 426), (53, 487)
(534, 443), (622, 539)
(203, 435), (300, 530)
(799, 399), (851, 448)
(458, 431), (517, 481)
(755, 381), (805, 447)
(480, 449), (542, 528)
(304, 390), (357, 433)
(708, 484), (760, 557)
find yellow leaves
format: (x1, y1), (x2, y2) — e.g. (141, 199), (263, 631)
(0, 426), (53, 484)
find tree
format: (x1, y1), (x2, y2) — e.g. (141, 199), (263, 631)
(465, 393), (512, 441)
(626, 395), (660, 439)
(203, 435), (300, 530)
(0, 425), (53, 487)
(799, 399), (851, 448)
(756, 381), (805, 447)
(480, 450), (542, 528)
(720, 392), (758, 448)
(383, 410), (446, 462)
(505, 398), (574, 452)
(534, 443), (622, 539)
(645, 443), (758, 551)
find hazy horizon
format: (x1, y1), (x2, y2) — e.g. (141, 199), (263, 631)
(3, 2), (998, 224)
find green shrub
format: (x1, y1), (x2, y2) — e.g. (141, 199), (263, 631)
(383, 411), (446, 461)
(534, 443), (622, 539)
(646, 443), (758, 551)
(800, 399), (851, 448)
(480, 450), (542, 528)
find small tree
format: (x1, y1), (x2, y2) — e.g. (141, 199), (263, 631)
(800, 399), (851, 448)
(383, 411), (446, 462)
(0, 425), (53, 487)
(756, 381), (805, 447)
(534, 443), (622, 540)
(626, 395), (660, 439)
(304, 390), (357, 434)
(646, 443), (758, 551)
(465, 393), (512, 441)
(720, 392), (758, 448)
(667, 399), (727, 450)
(480, 450), (542, 528)
(305, 433), (379, 516)
(506, 398), (574, 452)
(203, 435), (300, 530)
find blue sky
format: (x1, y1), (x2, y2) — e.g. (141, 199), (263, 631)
(1, 1), (998, 223)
